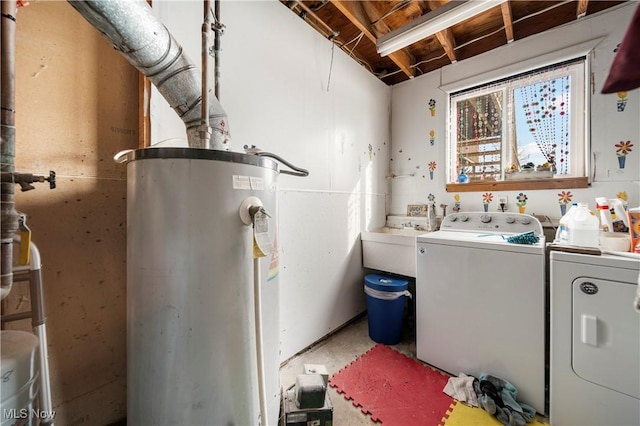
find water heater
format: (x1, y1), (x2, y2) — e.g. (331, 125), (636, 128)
(124, 147), (280, 425)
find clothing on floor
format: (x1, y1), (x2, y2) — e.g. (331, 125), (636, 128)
(476, 374), (536, 426)
(443, 373), (479, 407)
(443, 373), (537, 426)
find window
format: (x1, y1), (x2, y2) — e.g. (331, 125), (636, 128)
(446, 58), (588, 191)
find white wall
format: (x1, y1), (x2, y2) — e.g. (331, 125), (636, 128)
(150, 1), (391, 361)
(391, 3), (639, 219)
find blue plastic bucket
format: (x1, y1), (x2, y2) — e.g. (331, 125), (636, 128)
(364, 274), (409, 345)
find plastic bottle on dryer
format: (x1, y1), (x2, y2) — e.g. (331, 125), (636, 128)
(609, 198), (630, 232)
(595, 197), (613, 232)
(555, 202), (578, 244)
(568, 203), (600, 248)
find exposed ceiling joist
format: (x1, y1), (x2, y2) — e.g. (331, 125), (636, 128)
(330, 0), (374, 38)
(331, 0), (415, 78)
(283, 0), (627, 86)
(435, 28), (457, 62)
(577, 0), (590, 18)
(501, 1), (514, 43)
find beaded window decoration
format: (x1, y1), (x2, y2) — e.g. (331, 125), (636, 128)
(521, 74), (570, 174)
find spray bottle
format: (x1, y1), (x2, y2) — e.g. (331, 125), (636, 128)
(595, 197), (613, 232)
(608, 198), (630, 232)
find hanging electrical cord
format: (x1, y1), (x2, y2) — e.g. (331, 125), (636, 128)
(345, 32), (364, 59)
(380, 68), (404, 80)
(340, 31), (364, 49)
(412, 52), (448, 68)
(327, 40), (335, 92)
(333, 32), (375, 73)
(334, 45), (374, 74)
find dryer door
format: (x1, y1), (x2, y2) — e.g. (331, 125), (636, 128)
(572, 277), (640, 399)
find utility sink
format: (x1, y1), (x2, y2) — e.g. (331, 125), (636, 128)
(360, 227), (426, 278)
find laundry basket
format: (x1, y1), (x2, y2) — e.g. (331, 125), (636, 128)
(1, 330), (40, 426)
(364, 274), (410, 345)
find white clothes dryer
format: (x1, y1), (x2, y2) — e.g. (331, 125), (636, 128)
(550, 251), (640, 426)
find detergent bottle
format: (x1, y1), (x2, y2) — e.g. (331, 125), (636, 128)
(555, 202), (578, 244)
(568, 203), (600, 248)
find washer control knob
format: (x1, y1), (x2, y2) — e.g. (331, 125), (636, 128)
(449, 215), (458, 222)
(459, 214), (469, 222)
(480, 214), (492, 223)
(520, 216), (531, 225)
(505, 216), (516, 224)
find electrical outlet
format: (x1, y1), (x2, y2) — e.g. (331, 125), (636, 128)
(498, 196), (508, 205)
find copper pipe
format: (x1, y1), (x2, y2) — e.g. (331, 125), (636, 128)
(214, 0), (221, 100)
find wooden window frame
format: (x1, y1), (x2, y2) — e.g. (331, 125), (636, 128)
(446, 176), (588, 192)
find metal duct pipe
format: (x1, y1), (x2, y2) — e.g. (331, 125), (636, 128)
(1, 0), (19, 300)
(67, 0), (230, 150)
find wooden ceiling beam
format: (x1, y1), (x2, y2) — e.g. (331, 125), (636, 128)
(425, 0), (458, 61)
(576, 0), (589, 18)
(501, 1), (514, 43)
(435, 28), (457, 63)
(330, 0), (376, 40)
(331, 0), (415, 78)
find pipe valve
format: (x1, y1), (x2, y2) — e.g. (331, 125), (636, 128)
(239, 197), (274, 258)
(249, 205), (271, 221)
(2, 170), (56, 192)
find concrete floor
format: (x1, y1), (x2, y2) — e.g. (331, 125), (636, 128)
(110, 312), (549, 425)
(279, 314), (551, 426)
(278, 314), (417, 425)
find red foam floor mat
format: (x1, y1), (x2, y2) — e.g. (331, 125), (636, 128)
(329, 344), (455, 425)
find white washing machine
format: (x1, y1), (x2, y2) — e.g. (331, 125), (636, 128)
(550, 250), (640, 426)
(416, 212), (546, 414)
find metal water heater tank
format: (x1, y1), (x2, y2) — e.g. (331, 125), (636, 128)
(124, 148), (280, 425)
